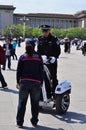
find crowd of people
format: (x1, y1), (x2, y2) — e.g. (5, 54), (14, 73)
(0, 24), (86, 128)
(59, 37), (86, 55)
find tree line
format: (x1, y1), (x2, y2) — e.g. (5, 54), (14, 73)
(2, 24), (86, 39)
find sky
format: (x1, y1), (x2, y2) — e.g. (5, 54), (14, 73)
(0, 0), (86, 14)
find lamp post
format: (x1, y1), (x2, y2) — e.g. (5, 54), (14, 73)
(20, 16), (29, 38)
(9, 27), (14, 39)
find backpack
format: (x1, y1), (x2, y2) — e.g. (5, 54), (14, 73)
(0, 45), (5, 65)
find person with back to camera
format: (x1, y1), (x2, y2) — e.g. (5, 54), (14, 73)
(16, 38), (44, 128)
(37, 25), (61, 100)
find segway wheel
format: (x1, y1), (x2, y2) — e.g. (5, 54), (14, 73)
(55, 93), (70, 115)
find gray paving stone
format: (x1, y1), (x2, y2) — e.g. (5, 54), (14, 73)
(0, 44), (86, 130)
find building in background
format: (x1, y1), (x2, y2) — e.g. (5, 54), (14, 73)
(0, 5), (86, 34)
(13, 13), (78, 29)
(0, 5), (15, 34)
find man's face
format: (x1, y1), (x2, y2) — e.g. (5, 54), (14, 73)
(42, 29), (50, 37)
(5, 38), (10, 44)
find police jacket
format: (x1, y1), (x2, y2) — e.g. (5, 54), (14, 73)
(37, 33), (61, 59)
(16, 51), (44, 85)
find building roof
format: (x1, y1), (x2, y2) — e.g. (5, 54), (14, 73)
(14, 11), (86, 19)
(0, 5), (86, 19)
(0, 5), (16, 10)
(0, 4), (84, 19)
(74, 10), (86, 18)
(14, 13), (76, 19)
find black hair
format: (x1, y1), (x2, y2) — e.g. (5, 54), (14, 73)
(25, 45), (34, 57)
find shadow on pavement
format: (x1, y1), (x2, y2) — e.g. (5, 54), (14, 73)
(55, 111), (86, 124)
(0, 87), (18, 94)
(22, 125), (64, 130)
(40, 108), (86, 124)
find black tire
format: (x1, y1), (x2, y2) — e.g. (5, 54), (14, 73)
(55, 93), (70, 115)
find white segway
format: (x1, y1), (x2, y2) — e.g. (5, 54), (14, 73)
(39, 56), (71, 115)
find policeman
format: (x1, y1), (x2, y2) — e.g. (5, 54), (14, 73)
(37, 25), (61, 99)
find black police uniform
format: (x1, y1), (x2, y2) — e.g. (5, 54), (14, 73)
(82, 42), (86, 56)
(37, 29), (61, 99)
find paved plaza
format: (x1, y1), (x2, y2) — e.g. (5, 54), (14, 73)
(0, 43), (86, 130)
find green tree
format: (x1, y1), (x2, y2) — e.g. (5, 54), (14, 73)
(3, 25), (86, 40)
(3, 24), (23, 38)
(32, 28), (41, 37)
(25, 26), (33, 38)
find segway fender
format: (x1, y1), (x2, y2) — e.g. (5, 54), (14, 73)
(55, 80), (71, 94)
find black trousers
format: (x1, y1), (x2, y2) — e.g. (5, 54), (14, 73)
(16, 81), (41, 126)
(44, 62), (58, 99)
(12, 49), (17, 60)
(2, 55), (11, 69)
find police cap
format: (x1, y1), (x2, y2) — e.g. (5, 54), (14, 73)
(40, 25), (51, 32)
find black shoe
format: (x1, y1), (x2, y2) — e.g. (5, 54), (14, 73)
(30, 119), (38, 127)
(2, 83), (7, 88)
(31, 122), (37, 127)
(2, 68), (5, 70)
(32, 123), (37, 127)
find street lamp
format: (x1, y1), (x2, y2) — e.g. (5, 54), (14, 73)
(20, 16), (29, 38)
(9, 27), (14, 39)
